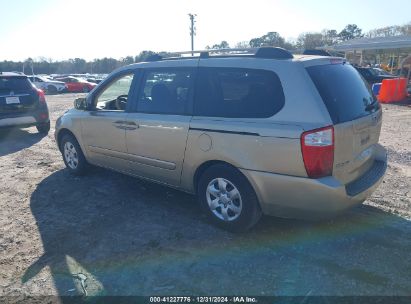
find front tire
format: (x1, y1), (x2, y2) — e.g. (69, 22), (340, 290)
(198, 164), (262, 232)
(36, 121), (50, 134)
(60, 134), (88, 175)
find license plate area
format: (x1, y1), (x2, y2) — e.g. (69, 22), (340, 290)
(6, 96), (20, 104)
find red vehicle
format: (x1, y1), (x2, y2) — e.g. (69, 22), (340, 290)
(55, 76), (97, 93)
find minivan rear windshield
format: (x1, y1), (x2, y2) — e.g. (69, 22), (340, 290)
(0, 76), (32, 91)
(307, 63), (378, 124)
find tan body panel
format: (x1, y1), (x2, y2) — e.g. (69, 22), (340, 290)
(80, 111), (131, 172)
(180, 120), (307, 193)
(124, 113), (191, 187)
(333, 108), (383, 184)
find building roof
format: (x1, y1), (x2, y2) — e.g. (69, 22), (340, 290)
(324, 35), (411, 51)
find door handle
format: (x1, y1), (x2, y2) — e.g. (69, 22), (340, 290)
(124, 121), (137, 126)
(123, 121), (139, 128)
(112, 120), (139, 129)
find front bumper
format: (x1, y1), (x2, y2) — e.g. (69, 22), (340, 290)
(241, 146), (387, 220)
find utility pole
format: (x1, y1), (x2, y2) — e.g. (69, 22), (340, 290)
(188, 13), (196, 56)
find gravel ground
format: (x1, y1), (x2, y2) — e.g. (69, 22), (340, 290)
(0, 94), (410, 298)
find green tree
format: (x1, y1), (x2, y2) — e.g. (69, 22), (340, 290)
(206, 41), (230, 49)
(134, 51), (157, 62)
(73, 58), (87, 73)
(339, 24), (363, 41)
(297, 32), (324, 49)
(249, 32), (285, 48)
(322, 29), (339, 45)
(235, 41), (250, 48)
(122, 56), (134, 65)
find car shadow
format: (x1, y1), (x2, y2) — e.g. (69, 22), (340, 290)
(24, 168), (411, 299)
(0, 128), (45, 157)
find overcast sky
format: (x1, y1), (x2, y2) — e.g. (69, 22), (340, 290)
(1, 0), (410, 61)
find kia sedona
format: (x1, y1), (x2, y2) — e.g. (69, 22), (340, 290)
(55, 47), (387, 231)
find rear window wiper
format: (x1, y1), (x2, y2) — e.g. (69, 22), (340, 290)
(364, 97), (378, 111)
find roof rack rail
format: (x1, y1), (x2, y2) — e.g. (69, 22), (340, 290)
(160, 47), (293, 60)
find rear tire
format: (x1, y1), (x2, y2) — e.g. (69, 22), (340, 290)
(36, 121), (50, 134)
(60, 134), (88, 175)
(197, 164), (262, 232)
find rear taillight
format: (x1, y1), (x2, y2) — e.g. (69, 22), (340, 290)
(301, 126), (334, 178)
(36, 88), (46, 104)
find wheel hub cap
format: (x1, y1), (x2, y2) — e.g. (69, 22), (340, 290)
(206, 178), (242, 222)
(64, 142), (79, 169)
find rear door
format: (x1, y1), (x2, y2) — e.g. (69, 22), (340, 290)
(307, 62), (383, 184)
(124, 67), (196, 186)
(0, 76), (37, 116)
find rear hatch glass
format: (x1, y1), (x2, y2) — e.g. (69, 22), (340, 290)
(0, 76), (37, 114)
(306, 63), (379, 124)
(307, 63), (383, 185)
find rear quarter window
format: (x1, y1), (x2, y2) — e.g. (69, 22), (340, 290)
(307, 63), (378, 124)
(194, 67), (285, 118)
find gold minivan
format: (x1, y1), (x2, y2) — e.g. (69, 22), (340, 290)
(55, 48), (387, 231)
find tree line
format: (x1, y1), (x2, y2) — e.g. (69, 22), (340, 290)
(1, 22), (410, 75)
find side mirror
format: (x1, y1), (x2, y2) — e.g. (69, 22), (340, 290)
(74, 97), (87, 110)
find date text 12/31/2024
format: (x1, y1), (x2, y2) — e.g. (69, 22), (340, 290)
(150, 297), (257, 303)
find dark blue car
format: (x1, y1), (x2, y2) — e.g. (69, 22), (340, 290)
(0, 72), (50, 134)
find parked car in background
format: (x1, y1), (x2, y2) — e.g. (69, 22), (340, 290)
(373, 68), (394, 77)
(86, 76), (103, 84)
(28, 75), (67, 94)
(0, 72), (50, 134)
(55, 47), (387, 231)
(55, 76), (97, 93)
(354, 66), (397, 85)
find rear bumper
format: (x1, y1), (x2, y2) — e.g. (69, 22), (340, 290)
(0, 107), (49, 128)
(241, 145), (387, 219)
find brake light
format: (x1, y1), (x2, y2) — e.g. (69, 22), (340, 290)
(36, 88), (46, 104)
(330, 58), (345, 64)
(301, 126), (334, 178)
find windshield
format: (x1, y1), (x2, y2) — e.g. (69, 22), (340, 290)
(307, 63), (379, 124)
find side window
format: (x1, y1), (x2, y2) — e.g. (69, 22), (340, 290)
(94, 73), (134, 111)
(137, 69), (194, 115)
(194, 67), (285, 118)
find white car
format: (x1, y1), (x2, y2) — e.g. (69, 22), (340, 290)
(28, 75), (67, 94)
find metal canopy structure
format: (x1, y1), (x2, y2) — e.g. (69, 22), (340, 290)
(400, 55), (411, 86)
(323, 35), (411, 52)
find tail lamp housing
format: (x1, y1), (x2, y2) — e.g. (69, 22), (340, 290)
(301, 126), (334, 178)
(36, 88), (46, 104)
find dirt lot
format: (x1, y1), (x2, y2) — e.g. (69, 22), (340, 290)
(0, 94), (411, 298)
